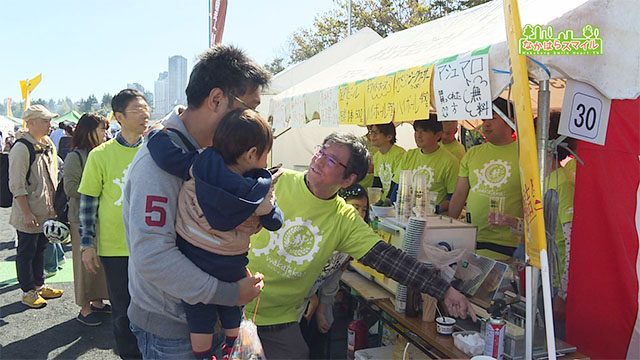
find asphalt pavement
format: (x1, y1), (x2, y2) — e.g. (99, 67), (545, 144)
(0, 208), (120, 360)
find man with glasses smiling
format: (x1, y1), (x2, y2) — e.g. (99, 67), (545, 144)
(122, 45), (271, 359)
(245, 132), (476, 359)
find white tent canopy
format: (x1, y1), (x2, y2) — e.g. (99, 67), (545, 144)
(263, 28), (383, 169)
(273, 0), (639, 121)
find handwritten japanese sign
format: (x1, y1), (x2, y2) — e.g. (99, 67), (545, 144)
(270, 98), (286, 131)
(338, 82), (365, 125)
(319, 87), (339, 127)
(434, 54), (492, 121)
(365, 74), (395, 125)
(393, 65), (433, 123)
(289, 95), (306, 129)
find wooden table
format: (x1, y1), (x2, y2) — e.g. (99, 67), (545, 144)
(341, 270), (590, 359)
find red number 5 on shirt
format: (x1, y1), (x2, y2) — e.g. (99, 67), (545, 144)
(145, 195), (168, 227)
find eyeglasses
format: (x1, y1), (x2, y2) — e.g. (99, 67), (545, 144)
(232, 95), (257, 111)
(314, 145), (348, 169)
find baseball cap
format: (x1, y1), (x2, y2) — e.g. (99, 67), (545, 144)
(23, 105), (59, 122)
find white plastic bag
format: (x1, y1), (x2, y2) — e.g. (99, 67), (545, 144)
(422, 244), (470, 282)
(230, 319), (266, 360)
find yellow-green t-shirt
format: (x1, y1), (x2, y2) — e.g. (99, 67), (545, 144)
(373, 144), (405, 197)
(459, 141), (522, 260)
(439, 140), (466, 161)
(78, 139), (142, 257)
(246, 170), (381, 326)
(393, 146), (459, 205)
(564, 158), (576, 184)
(547, 166), (575, 270)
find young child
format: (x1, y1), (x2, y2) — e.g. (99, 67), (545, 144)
(147, 108), (283, 359)
(300, 184), (369, 358)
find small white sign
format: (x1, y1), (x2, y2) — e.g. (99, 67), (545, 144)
(559, 79), (611, 146)
(270, 98), (286, 132)
(319, 87), (339, 127)
(433, 53), (493, 121)
(289, 95), (306, 129)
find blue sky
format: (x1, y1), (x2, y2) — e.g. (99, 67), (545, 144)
(0, 0), (336, 102)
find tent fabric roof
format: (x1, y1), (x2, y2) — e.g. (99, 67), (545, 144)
(53, 110), (81, 124)
(273, 0), (639, 118)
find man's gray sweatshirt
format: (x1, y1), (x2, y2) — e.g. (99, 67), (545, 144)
(123, 107), (239, 338)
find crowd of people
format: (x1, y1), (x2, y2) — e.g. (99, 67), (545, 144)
(4, 43), (576, 360)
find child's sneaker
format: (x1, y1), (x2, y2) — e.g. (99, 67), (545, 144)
(221, 343), (233, 360)
(22, 289), (47, 309)
(38, 285), (64, 299)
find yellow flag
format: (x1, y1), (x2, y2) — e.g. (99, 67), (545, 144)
(26, 74), (42, 93)
(503, 0), (546, 268)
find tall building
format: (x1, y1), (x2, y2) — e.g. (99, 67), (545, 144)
(154, 72), (169, 117)
(168, 55), (187, 107)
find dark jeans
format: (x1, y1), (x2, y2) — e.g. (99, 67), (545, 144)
(15, 231), (49, 293)
(258, 322), (309, 359)
(44, 242), (65, 273)
(300, 313), (331, 359)
(176, 235), (247, 334)
(101, 256), (141, 359)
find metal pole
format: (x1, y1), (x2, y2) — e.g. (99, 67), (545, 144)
(537, 80), (551, 189)
(348, 0), (352, 36)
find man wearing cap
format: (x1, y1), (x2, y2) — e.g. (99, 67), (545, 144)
(9, 104), (64, 309)
(448, 97), (524, 261)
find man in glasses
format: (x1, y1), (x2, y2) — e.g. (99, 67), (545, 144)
(246, 132), (476, 359)
(78, 89), (149, 358)
(122, 45), (270, 359)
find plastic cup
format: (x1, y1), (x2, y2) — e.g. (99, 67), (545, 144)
(367, 187), (383, 205)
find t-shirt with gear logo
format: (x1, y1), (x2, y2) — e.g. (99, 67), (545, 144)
(459, 141), (523, 259)
(393, 146), (459, 205)
(247, 170), (380, 326)
(373, 144), (405, 197)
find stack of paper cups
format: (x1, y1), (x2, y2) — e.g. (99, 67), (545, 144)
(395, 216), (427, 313)
(396, 170), (413, 223)
(412, 173), (428, 219)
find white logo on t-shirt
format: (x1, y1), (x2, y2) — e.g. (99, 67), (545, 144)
(472, 159), (511, 191)
(113, 164), (131, 206)
(378, 163), (393, 189)
(252, 217), (322, 265)
(412, 166), (435, 189)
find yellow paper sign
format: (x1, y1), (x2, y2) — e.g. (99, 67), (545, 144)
(504, 0), (546, 268)
(394, 65), (433, 122)
(365, 74), (395, 125)
(339, 82), (366, 125)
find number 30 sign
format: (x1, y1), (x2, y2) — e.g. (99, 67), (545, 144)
(559, 79), (611, 146)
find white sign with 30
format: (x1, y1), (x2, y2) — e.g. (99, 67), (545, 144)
(559, 79), (611, 146)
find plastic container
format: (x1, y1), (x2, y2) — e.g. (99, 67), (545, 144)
(371, 205), (395, 218)
(435, 316), (456, 335)
(453, 331), (485, 356)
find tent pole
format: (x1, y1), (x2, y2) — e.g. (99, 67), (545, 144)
(537, 80), (550, 190)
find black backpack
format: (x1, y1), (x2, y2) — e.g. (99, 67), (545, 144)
(53, 150), (83, 224)
(0, 138), (45, 208)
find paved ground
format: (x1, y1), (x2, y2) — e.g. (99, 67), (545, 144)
(0, 208), (120, 360)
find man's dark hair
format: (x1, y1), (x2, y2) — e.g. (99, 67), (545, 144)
(186, 45), (271, 108)
(370, 122), (396, 143)
(493, 97), (514, 119)
(58, 122), (65, 129)
(213, 109), (273, 165)
(111, 89), (146, 114)
(413, 113), (443, 133)
(322, 133), (370, 183)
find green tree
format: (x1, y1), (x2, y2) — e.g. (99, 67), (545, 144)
(101, 93), (113, 110)
(286, 0), (490, 65)
(264, 57), (286, 75)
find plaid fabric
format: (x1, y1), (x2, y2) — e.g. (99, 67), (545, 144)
(79, 194), (99, 248)
(115, 133), (143, 148)
(359, 241), (451, 300)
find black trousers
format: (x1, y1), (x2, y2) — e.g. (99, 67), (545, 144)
(100, 256), (141, 359)
(15, 231), (48, 293)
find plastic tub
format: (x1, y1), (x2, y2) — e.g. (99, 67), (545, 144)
(435, 316), (456, 335)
